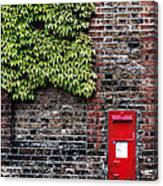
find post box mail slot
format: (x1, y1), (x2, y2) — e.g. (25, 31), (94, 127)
(112, 115), (133, 123)
(108, 110), (136, 180)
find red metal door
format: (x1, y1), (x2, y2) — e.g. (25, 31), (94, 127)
(108, 110), (136, 180)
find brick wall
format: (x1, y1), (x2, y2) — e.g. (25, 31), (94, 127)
(1, 1), (158, 180)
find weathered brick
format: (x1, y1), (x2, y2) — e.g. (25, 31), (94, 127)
(1, 1), (158, 181)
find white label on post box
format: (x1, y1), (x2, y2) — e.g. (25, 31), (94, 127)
(116, 142), (128, 158)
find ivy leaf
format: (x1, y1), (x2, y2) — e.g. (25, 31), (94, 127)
(1, 3), (96, 101)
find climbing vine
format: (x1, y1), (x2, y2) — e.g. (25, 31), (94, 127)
(1, 3), (96, 101)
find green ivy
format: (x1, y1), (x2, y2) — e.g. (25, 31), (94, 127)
(1, 3), (96, 101)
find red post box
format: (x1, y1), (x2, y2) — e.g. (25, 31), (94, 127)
(108, 110), (136, 180)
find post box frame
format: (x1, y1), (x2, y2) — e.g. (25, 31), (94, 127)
(108, 110), (136, 180)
